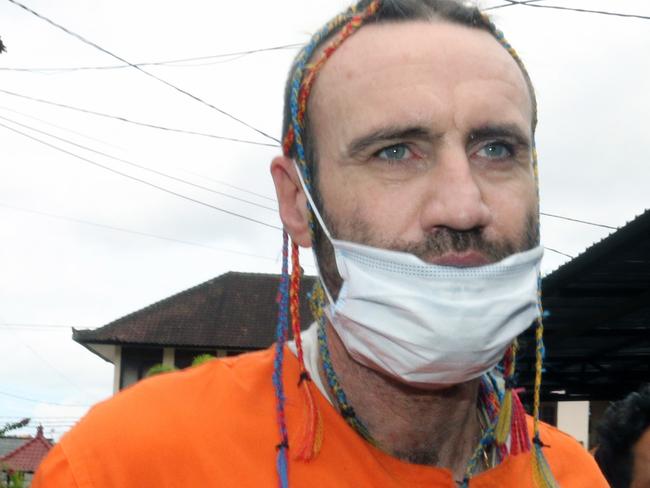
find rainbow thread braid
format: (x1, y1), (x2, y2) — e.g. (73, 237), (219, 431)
(289, 242), (324, 461)
(482, 12), (558, 487)
(531, 282), (559, 488)
(309, 282), (375, 444)
(272, 231), (291, 488)
(284, 0), (381, 219)
(461, 377), (504, 486)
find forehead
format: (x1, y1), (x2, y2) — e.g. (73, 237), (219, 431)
(309, 20), (533, 145)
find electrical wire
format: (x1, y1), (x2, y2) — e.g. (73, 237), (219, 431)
(0, 203), (280, 262)
(7, 325), (92, 397)
(540, 212), (618, 230)
(0, 104), (123, 150)
(0, 121), (283, 231)
(0, 390), (89, 407)
(6, 0), (281, 143)
(0, 114), (278, 212)
(543, 246), (574, 259)
(500, 0), (650, 19)
(0, 88), (279, 147)
(483, 0), (545, 11)
(0, 42), (303, 72)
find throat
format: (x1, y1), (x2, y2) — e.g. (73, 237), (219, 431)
(317, 321), (485, 478)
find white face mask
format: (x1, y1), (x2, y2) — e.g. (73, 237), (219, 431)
(294, 163), (543, 387)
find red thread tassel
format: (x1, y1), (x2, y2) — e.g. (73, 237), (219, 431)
(509, 389), (531, 455)
(289, 241), (323, 461)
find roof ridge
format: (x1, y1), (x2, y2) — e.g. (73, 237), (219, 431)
(0, 431), (53, 462)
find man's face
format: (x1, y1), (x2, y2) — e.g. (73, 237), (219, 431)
(307, 20), (538, 291)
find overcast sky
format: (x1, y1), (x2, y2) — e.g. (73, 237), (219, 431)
(1, 0), (648, 440)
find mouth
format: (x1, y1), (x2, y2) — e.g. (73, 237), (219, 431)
(426, 251), (492, 268)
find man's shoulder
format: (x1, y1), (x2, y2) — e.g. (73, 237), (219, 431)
(37, 348), (283, 487)
(64, 348), (279, 450)
(530, 418), (608, 486)
(92, 347), (274, 416)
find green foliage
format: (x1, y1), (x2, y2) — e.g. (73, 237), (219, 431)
(191, 354), (216, 367)
(145, 363), (177, 378)
(0, 418), (29, 437)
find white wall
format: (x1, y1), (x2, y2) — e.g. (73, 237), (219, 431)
(557, 401), (590, 447)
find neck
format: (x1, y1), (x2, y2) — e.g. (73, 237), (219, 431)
(319, 321), (483, 481)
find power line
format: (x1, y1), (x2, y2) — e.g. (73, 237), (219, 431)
(484, 0), (545, 11)
(6, 0), (280, 143)
(0, 323), (70, 328)
(0, 104), (123, 150)
(0, 121), (283, 231)
(0, 88), (279, 148)
(540, 212), (618, 230)
(6, 325), (92, 397)
(543, 246), (574, 259)
(0, 203), (280, 262)
(0, 43), (303, 72)
(500, 0), (650, 20)
(0, 390), (89, 407)
(0, 114), (278, 212)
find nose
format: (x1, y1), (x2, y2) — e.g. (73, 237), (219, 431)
(420, 147), (492, 232)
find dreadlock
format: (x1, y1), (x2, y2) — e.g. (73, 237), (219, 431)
(273, 1), (555, 487)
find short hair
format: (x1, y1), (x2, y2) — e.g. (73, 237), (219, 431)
(595, 384), (650, 488)
(281, 0), (538, 193)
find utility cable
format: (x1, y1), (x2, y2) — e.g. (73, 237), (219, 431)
(0, 390), (89, 407)
(543, 246), (574, 259)
(540, 212), (618, 230)
(0, 88), (278, 147)
(502, 0), (650, 20)
(0, 104), (123, 150)
(0, 42), (303, 72)
(0, 122), (282, 231)
(484, 0), (545, 11)
(7, 326), (92, 397)
(0, 203), (280, 262)
(0, 114), (278, 212)
(6, 0), (281, 143)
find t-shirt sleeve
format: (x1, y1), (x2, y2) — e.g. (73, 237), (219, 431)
(33, 443), (81, 488)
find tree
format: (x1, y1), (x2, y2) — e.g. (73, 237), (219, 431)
(191, 354), (216, 367)
(0, 419), (29, 437)
(0, 37), (6, 54)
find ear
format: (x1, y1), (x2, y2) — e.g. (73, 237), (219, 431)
(270, 155), (312, 248)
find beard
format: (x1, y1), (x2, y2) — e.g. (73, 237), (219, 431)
(312, 201), (539, 301)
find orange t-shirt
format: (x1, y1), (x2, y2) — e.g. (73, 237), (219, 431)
(33, 347), (608, 487)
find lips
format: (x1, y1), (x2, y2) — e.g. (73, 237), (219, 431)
(427, 251), (492, 267)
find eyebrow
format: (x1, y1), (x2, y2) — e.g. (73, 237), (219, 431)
(346, 125), (437, 157)
(467, 124), (531, 147)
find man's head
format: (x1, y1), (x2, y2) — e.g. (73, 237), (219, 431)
(271, 0), (539, 295)
(596, 384), (650, 488)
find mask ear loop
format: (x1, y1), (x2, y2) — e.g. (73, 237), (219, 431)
(292, 160), (339, 310)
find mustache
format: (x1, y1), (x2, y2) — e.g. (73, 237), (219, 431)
(388, 226), (536, 264)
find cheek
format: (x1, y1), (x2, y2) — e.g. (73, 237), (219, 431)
(482, 176), (538, 236)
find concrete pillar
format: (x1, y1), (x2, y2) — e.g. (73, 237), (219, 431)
(557, 401), (590, 447)
(112, 345), (122, 394)
(162, 347), (175, 368)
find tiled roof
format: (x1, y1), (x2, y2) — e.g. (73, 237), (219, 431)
(73, 272), (318, 350)
(0, 438), (27, 458)
(0, 426), (53, 473)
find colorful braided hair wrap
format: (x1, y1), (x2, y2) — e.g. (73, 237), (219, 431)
(273, 1), (558, 487)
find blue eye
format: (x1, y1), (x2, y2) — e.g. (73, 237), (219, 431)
(377, 144), (411, 161)
(477, 142), (512, 159)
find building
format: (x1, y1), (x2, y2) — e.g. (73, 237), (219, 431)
(0, 426), (53, 487)
(74, 272), (316, 392)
